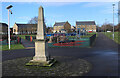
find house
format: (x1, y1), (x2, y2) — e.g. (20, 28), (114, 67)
(0, 22), (8, 35)
(53, 21), (71, 33)
(13, 23), (37, 34)
(76, 21), (96, 32)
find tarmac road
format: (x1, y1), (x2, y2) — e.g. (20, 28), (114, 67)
(2, 32), (119, 76)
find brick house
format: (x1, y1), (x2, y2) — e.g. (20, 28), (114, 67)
(76, 21), (96, 32)
(53, 21), (71, 33)
(13, 23), (37, 34)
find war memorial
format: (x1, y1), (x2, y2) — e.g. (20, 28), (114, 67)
(1, 2), (119, 77)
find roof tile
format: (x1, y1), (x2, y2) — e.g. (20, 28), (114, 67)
(76, 21), (96, 25)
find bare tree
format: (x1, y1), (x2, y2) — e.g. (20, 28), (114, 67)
(101, 24), (113, 31)
(115, 24), (120, 32)
(28, 16), (38, 24)
(96, 25), (100, 32)
(28, 16), (47, 33)
(28, 16), (47, 24)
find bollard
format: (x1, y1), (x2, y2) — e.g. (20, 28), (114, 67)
(30, 36), (32, 42)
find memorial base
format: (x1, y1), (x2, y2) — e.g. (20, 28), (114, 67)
(26, 58), (56, 67)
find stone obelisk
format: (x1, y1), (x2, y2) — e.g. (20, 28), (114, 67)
(28, 6), (54, 66)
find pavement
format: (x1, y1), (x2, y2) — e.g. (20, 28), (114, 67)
(21, 39), (35, 49)
(2, 32), (119, 76)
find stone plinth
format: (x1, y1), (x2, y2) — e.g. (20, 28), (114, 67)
(27, 39), (56, 66)
(32, 40), (49, 62)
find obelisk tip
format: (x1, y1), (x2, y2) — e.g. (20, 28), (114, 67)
(40, 6), (43, 8)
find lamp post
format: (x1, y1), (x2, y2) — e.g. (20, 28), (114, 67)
(105, 19), (107, 34)
(6, 5), (13, 49)
(112, 3), (115, 40)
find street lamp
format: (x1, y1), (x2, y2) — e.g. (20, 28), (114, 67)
(6, 5), (13, 49)
(112, 3), (115, 40)
(105, 19), (107, 34)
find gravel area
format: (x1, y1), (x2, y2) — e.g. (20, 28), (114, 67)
(2, 56), (91, 76)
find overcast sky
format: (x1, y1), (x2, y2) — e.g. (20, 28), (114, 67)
(1, 2), (119, 27)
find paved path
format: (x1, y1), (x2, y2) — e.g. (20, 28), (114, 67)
(21, 39), (35, 49)
(48, 33), (119, 76)
(2, 32), (119, 76)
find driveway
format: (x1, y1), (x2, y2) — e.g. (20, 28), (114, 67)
(2, 32), (119, 76)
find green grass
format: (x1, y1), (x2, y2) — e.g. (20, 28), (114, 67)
(1, 44), (25, 51)
(18, 35), (36, 39)
(87, 32), (98, 37)
(82, 32), (98, 38)
(68, 32), (97, 39)
(103, 32), (119, 44)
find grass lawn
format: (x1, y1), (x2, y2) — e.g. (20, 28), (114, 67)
(82, 32), (97, 38)
(68, 32), (97, 38)
(1, 44), (25, 51)
(18, 35), (36, 39)
(103, 32), (119, 44)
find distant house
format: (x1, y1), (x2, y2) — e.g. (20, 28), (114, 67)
(0, 23), (8, 35)
(13, 23), (37, 34)
(53, 21), (71, 33)
(76, 21), (96, 32)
